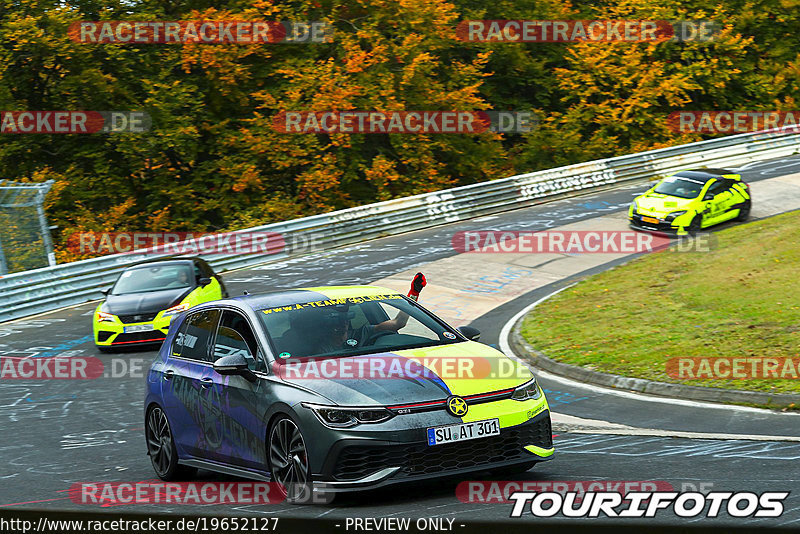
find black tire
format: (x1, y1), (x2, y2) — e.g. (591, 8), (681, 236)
(688, 214), (702, 235)
(489, 460), (538, 477)
(268, 415), (314, 504)
(735, 201), (751, 222)
(145, 406), (196, 481)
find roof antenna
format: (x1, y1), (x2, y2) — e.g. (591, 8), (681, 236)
(242, 290), (249, 296)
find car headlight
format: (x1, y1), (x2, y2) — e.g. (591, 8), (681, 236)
(665, 210), (687, 222)
(162, 303), (190, 317)
(303, 403), (395, 428)
(511, 377), (540, 401)
(96, 311), (117, 323)
(631, 200), (639, 214)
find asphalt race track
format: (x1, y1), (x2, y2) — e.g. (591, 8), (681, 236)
(2, 155), (800, 528)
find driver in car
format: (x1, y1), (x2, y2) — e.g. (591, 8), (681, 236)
(166, 269), (191, 288)
(314, 273), (426, 354)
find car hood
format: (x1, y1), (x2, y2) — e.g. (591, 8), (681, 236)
(277, 341), (533, 406)
(104, 287), (192, 315)
(635, 192), (696, 217)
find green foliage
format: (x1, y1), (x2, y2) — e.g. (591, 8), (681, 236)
(0, 0), (798, 261)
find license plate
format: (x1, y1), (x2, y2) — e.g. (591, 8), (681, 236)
(642, 216), (659, 224)
(427, 418), (500, 446)
(123, 324), (154, 333)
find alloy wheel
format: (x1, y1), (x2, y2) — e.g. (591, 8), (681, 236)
(269, 417), (311, 502)
(146, 407), (175, 478)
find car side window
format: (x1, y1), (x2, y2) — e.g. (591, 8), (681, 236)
(177, 309), (221, 362)
(171, 316), (190, 357)
(706, 180), (726, 197)
(217, 310), (265, 372)
(198, 260), (215, 277)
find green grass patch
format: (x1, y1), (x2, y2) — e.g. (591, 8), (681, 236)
(520, 210), (800, 396)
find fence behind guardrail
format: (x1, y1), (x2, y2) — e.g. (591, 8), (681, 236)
(0, 128), (798, 323)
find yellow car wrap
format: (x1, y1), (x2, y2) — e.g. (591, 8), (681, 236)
(630, 170), (751, 235)
(94, 276), (224, 348)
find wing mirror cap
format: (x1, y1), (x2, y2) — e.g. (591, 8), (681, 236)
(457, 326), (481, 342)
(213, 354), (257, 382)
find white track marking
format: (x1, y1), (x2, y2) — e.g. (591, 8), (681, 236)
(2, 303), (96, 325)
(552, 413), (800, 442)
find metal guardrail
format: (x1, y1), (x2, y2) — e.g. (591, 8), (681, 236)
(1, 127), (798, 323)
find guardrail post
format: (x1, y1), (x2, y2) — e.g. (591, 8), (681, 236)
(0, 234), (7, 275)
(36, 201), (57, 268)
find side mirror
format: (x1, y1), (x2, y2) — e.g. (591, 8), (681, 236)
(458, 326), (481, 341)
(198, 277), (212, 287)
(101, 287), (111, 296)
(213, 353), (257, 382)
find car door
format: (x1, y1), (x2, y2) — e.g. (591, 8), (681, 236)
(716, 179), (742, 222)
(199, 309), (269, 469)
(160, 308), (222, 459)
(701, 180), (730, 226)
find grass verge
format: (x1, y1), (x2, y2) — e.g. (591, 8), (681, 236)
(520, 210), (800, 397)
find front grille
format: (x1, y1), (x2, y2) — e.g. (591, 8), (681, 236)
(111, 331), (166, 345)
(332, 414), (552, 481)
(118, 312), (159, 324)
(631, 214), (674, 231)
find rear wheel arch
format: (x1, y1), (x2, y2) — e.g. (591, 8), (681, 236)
(735, 199), (751, 222)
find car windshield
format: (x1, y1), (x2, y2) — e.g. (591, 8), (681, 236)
(653, 176), (705, 199)
(112, 264), (193, 295)
(258, 294), (462, 359)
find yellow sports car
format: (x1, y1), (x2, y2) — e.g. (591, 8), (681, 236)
(93, 257), (228, 351)
(629, 168), (751, 235)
